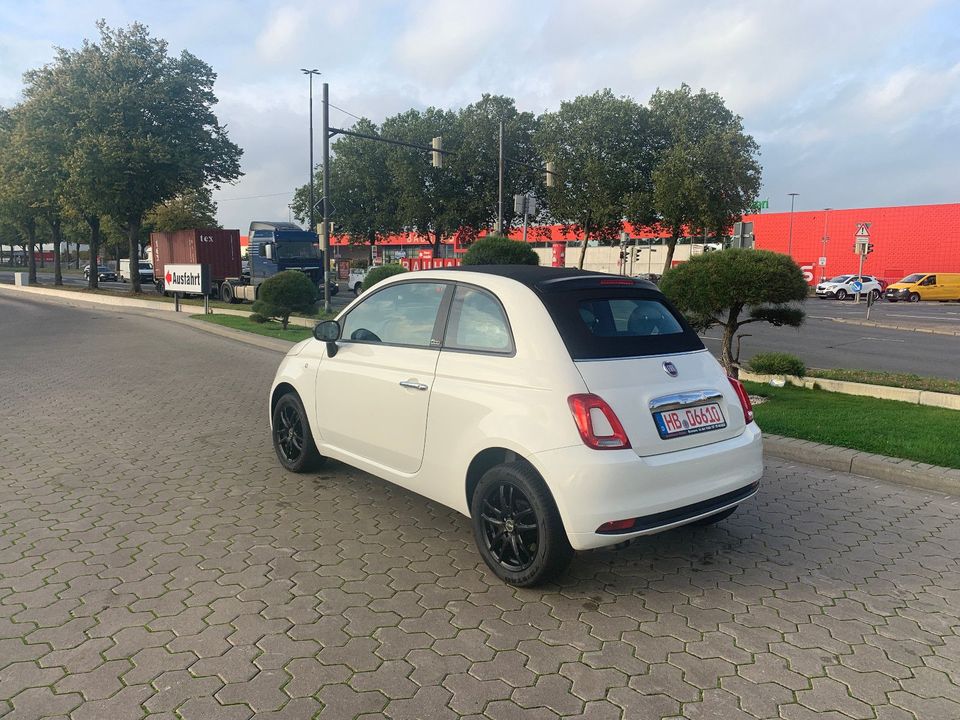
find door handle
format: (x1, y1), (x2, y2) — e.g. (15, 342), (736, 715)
(399, 380), (428, 391)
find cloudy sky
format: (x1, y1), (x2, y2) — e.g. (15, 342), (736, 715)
(1, 0), (957, 231)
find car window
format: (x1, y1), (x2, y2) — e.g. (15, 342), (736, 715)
(922, 275), (936, 285)
(829, 275), (851, 283)
(579, 298), (684, 337)
(341, 281), (447, 348)
(901, 274), (924, 283)
(445, 286), (513, 353)
(540, 289), (702, 360)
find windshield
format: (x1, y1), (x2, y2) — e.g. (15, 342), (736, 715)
(276, 242), (320, 260)
(828, 275), (851, 283)
(899, 274), (924, 284)
(139, 262), (152, 269)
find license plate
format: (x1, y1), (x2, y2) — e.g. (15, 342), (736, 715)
(653, 402), (726, 439)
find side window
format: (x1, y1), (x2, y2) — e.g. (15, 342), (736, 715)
(341, 282), (447, 348)
(445, 286), (513, 353)
(923, 275), (937, 285)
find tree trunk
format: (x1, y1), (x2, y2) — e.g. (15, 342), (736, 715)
(663, 234), (679, 274)
(48, 217), (63, 286)
(128, 216), (143, 293)
(75, 241), (80, 269)
(27, 223), (37, 284)
(87, 216), (101, 290)
(720, 306), (743, 378)
(577, 210), (591, 270)
(433, 228), (442, 257)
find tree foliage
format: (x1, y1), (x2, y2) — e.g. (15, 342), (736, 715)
(252, 270), (318, 329)
(146, 187), (219, 233)
(362, 264), (408, 292)
(649, 84), (761, 272)
(659, 249), (807, 376)
(536, 90), (655, 254)
(461, 236), (539, 266)
(20, 21), (242, 292)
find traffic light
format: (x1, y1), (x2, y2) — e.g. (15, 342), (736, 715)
(431, 136), (443, 168)
(545, 161), (555, 187)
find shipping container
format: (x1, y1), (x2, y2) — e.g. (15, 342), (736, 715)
(150, 229), (242, 292)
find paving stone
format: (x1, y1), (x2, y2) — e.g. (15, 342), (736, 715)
(4, 300), (960, 720)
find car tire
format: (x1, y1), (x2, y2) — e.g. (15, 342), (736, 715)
(688, 506), (737, 526)
(471, 462), (573, 587)
(221, 283), (235, 304)
(835, 289), (847, 300)
(353, 282), (362, 295)
(870, 289), (880, 301)
(272, 393), (324, 473)
(330, 284), (339, 296)
(909, 292), (920, 303)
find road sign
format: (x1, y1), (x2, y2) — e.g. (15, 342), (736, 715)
(164, 264), (210, 294)
(852, 280), (863, 292)
(855, 222), (871, 238)
(818, 256), (827, 266)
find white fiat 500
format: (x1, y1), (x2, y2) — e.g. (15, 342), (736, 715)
(269, 266), (763, 586)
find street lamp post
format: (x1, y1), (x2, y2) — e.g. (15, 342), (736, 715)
(787, 192), (799, 258)
(301, 69), (320, 234)
(820, 208), (831, 283)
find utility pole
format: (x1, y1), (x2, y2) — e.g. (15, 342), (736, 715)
(321, 81), (331, 314)
(301, 69), (320, 234)
(819, 208), (830, 282)
(497, 120), (504, 235)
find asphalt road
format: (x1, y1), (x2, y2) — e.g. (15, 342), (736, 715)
(2, 293), (959, 720)
(702, 300), (960, 379)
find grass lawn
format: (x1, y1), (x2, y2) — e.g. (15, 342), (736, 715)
(192, 313), (314, 342)
(806, 368), (960, 396)
(745, 380), (960, 469)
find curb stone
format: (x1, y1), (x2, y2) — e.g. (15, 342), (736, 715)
(763, 434), (959, 495)
(7, 282), (957, 495)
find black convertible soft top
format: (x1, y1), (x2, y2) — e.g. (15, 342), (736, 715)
(449, 264), (659, 293)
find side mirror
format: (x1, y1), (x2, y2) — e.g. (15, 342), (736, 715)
(314, 320), (341, 357)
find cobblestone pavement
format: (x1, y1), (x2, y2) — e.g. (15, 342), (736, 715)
(2, 295), (959, 720)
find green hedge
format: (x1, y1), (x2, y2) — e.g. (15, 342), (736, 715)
(748, 352), (806, 377)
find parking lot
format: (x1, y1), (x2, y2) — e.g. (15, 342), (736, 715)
(2, 294), (959, 719)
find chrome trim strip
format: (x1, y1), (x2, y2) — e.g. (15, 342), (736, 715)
(573, 348), (708, 362)
(648, 389), (724, 412)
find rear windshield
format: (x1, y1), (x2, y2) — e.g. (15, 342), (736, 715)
(900, 274), (924, 283)
(539, 288), (704, 360)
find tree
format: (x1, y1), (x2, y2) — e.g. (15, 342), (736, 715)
(146, 187), (218, 233)
(648, 84), (761, 272)
(362, 264), (407, 292)
(293, 118), (399, 264)
(659, 249), (807, 377)
(536, 90), (655, 266)
(461, 236), (538, 266)
(22, 21), (242, 293)
(251, 271), (318, 329)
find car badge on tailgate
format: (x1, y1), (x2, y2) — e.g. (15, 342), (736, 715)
(662, 362), (678, 377)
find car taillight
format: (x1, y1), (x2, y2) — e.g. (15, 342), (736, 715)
(728, 376), (754, 424)
(568, 394), (631, 450)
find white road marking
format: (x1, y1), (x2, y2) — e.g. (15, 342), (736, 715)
(861, 336), (905, 342)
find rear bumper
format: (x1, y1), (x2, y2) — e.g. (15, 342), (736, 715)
(533, 424), (763, 550)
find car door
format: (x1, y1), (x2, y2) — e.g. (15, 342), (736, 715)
(313, 280), (451, 475)
(920, 274), (939, 300)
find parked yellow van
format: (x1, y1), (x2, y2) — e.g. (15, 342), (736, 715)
(885, 273), (960, 302)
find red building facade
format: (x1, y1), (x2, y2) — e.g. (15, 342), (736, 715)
(744, 203), (960, 286)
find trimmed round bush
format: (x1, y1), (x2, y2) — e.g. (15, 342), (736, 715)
(362, 263), (408, 292)
(248, 313), (268, 324)
(461, 236), (539, 266)
(748, 352), (806, 377)
(251, 270), (318, 329)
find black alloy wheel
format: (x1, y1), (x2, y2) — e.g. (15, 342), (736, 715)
(909, 292), (921, 303)
(836, 289), (847, 300)
(480, 482), (540, 573)
(471, 462), (573, 587)
(272, 393), (323, 473)
(871, 289), (881, 301)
